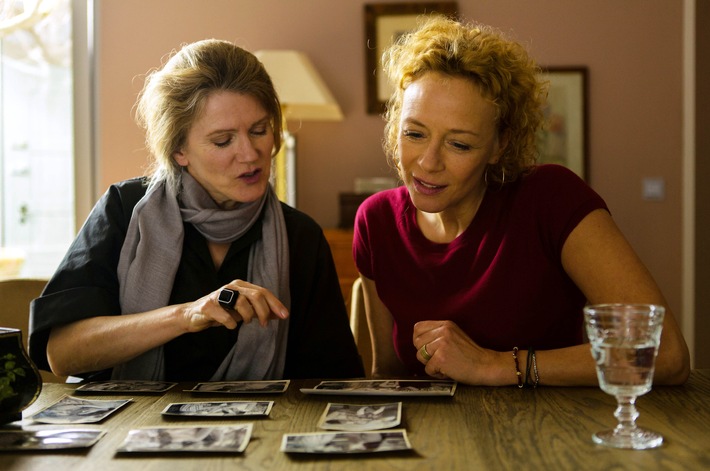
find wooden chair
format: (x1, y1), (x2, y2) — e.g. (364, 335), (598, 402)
(349, 277), (373, 378)
(0, 278), (66, 383)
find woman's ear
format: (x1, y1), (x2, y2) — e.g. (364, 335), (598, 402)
(491, 129), (510, 164)
(173, 150), (188, 167)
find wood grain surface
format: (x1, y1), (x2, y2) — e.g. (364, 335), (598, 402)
(1, 372), (708, 470)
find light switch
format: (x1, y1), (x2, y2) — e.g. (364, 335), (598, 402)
(642, 177), (665, 201)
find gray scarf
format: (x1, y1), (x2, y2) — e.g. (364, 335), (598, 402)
(112, 171), (290, 381)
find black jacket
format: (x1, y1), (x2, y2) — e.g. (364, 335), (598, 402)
(30, 178), (364, 381)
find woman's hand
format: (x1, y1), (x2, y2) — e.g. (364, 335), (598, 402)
(413, 320), (506, 385)
(47, 280), (290, 377)
(181, 280), (289, 332)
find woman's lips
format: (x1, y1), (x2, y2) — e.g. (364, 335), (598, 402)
(413, 176), (446, 195)
(239, 168), (262, 184)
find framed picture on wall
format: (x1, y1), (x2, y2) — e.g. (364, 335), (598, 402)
(537, 67), (589, 180)
(364, 2), (458, 114)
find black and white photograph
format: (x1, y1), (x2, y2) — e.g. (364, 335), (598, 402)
(318, 402), (402, 431)
(75, 380), (177, 393)
(281, 430), (412, 454)
(161, 401), (273, 418)
(29, 395), (131, 424)
(117, 424), (253, 453)
(188, 380), (290, 394)
(0, 429), (106, 451)
(301, 380), (457, 396)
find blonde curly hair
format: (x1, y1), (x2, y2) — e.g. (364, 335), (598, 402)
(382, 15), (547, 184)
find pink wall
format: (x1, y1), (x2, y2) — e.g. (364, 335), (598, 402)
(96, 1), (685, 323)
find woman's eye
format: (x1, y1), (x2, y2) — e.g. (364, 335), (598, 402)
(214, 138), (232, 148)
(250, 127), (268, 137)
(402, 129), (424, 139)
(449, 141), (472, 151)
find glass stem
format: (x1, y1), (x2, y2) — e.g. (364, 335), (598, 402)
(614, 395), (639, 435)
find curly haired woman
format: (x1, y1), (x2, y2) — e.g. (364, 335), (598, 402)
(354, 15), (689, 386)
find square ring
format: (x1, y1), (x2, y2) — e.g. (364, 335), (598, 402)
(218, 288), (238, 310)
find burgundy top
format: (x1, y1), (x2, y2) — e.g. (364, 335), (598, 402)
(354, 164), (608, 375)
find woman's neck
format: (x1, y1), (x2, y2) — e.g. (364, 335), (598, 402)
(416, 190), (486, 244)
(207, 241), (230, 271)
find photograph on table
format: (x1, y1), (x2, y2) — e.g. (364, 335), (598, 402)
(161, 400), (274, 418)
(0, 429), (106, 451)
(29, 395), (131, 424)
(187, 380), (290, 394)
(318, 402), (402, 431)
(301, 379), (457, 396)
(281, 429), (412, 454)
(117, 424), (253, 453)
(75, 380), (177, 393)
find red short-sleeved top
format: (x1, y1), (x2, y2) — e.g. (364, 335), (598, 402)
(354, 164), (608, 375)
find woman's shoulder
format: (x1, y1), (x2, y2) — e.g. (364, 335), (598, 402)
(104, 177), (149, 207)
(82, 178), (147, 220)
(518, 164), (592, 197)
(280, 203), (323, 235)
(359, 186), (408, 216)
(279, 204), (335, 263)
(523, 164), (583, 183)
(353, 186), (408, 236)
(513, 164), (607, 224)
(105, 176), (149, 193)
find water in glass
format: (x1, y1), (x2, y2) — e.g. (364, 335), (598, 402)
(593, 343), (656, 397)
(584, 304), (664, 450)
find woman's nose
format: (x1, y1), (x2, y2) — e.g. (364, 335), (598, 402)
(234, 136), (259, 162)
(418, 143), (444, 171)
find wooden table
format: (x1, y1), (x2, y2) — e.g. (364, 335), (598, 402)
(1, 371), (708, 470)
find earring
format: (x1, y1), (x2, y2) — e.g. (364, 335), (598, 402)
(485, 166), (506, 189)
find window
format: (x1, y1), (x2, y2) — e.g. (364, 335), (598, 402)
(0, 0), (91, 279)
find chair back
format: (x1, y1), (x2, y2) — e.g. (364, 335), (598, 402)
(349, 277), (373, 377)
(0, 278), (66, 383)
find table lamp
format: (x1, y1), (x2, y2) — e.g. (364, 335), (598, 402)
(255, 50), (343, 207)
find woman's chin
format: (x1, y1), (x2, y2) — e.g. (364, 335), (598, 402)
(409, 190), (446, 214)
(221, 184), (269, 208)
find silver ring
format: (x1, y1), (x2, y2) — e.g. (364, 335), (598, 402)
(420, 343), (432, 362)
(218, 288), (238, 310)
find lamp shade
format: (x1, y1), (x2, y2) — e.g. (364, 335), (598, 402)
(255, 50), (343, 121)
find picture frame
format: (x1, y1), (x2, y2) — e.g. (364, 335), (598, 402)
(537, 67), (589, 180)
(364, 2), (458, 114)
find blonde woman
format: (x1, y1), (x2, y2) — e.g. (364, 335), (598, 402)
(31, 39), (363, 382)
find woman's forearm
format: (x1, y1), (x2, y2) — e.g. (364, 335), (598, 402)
(46, 305), (188, 377)
(521, 337), (688, 388)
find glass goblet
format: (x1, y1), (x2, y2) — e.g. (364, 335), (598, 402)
(583, 303), (665, 450)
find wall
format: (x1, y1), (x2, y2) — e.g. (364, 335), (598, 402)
(95, 0), (691, 351)
(694, 0), (709, 368)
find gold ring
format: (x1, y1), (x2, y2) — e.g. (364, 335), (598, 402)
(420, 343), (432, 362)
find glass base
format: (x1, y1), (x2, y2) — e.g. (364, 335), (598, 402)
(592, 428), (663, 450)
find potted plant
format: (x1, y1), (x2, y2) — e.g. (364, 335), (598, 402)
(0, 328), (42, 424)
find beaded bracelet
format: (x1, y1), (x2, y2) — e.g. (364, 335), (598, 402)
(512, 347), (524, 388)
